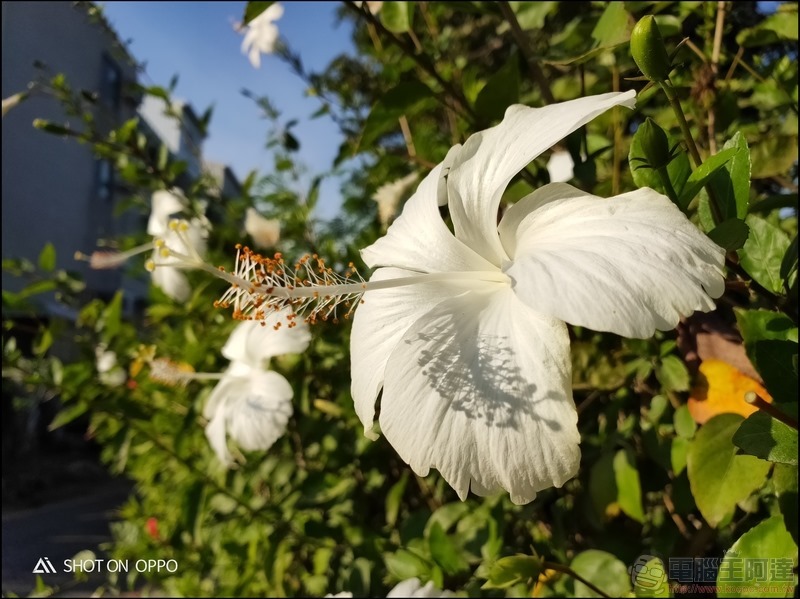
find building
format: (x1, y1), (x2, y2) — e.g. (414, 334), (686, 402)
(1, 1), (143, 308)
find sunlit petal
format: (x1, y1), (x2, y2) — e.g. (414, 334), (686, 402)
(501, 184), (725, 338)
(221, 309), (310, 366)
(379, 287), (578, 504)
(151, 265), (191, 302)
(225, 370), (293, 452)
(447, 91), (636, 265)
(350, 267), (468, 439)
(361, 146), (493, 273)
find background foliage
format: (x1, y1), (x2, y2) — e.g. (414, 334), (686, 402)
(3, 1), (798, 597)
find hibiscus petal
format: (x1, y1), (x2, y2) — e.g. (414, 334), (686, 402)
(361, 147), (494, 273)
(447, 91), (636, 266)
(151, 265), (191, 302)
(387, 578), (454, 598)
(379, 287), (579, 504)
(147, 190), (184, 236)
(226, 370), (293, 452)
(501, 183), (725, 338)
(222, 309), (311, 366)
(350, 267), (467, 439)
(204, 379), (236, 465)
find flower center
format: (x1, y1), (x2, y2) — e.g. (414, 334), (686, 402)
(138, 219), (510, 325)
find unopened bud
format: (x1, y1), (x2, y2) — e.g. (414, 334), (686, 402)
(637, 118), (673, 170)
(631, 16), (671, 82)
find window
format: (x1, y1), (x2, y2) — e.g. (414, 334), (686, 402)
(100, 55), (122, 111)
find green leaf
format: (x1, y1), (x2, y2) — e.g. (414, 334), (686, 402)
(717, 516), (798, 598)
(707, 132), (751, 221)
(425, 502), (470, 536)
(678, 146), (736, 209)
(751, 340), (798, 405)
(674, 405), (697, 439)
(570, 550), (632, 598)
(380, 1), (413, 33)
(781, 235), (797, 293)
(773, 464), (798, 546)
(656, 355), (690, 392)
(385, 472), (408, 528)
(33, 329), (53, 356)
(708, 218), (750, 251)
(671, 436), (689, 475)
(474, 53), (520, 123)
(243, 1), (274, 25)
(687, 414), (772, 527)
(384, 549), (430, 581)
(589, 451), (618, 520)
(613, 448), (644, 523)
(737, 10), (799, 47)
(750, 135), (798, 179)
(359, 81), (432, 150)
(733, 411), (798, 465)
(510, 1), (557, 30)
(48, 401), (89, 430)
(100, 291), (124, 340)
(38, 243), (56, 272)
(738, 215), (791, 294)
(429, 523), (469, 576)
(591, 2), (634, 48)
(735, 309), (798, 349)
(482, 555), (543, 590)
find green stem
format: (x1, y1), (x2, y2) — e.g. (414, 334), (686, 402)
(658, 79), (723, 225)
(543, 562), (612, 599)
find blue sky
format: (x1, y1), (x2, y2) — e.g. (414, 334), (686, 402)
(101, 2), (355, 218)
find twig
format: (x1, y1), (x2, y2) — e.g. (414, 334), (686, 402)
(543, 562), (612, 598)
(497, 1), (555, 104)
(745, 392), (799, 430)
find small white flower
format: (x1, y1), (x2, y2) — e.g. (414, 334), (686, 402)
(354, 1), (383, 14)
(147, 190), (209, 302)
(373, 173), (419, 228)
(95, 345), (126, 387)
(203, 307), (310, 466)
(240, 3), (284, 69)
(245, 207), (281, 249)
(546, 150), (574, 183)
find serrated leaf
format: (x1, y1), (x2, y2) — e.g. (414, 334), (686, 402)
(717, 516), (798, 598)
(678, 146), (737, 210)
(733, 411), (798, 465)
(570, 550), (632, 598)
(739, 215), (791, 294)
(773, 464), (798, 546)
(687, 414), (771, 527)
(735, 309), (798, 349)
(707, 132), (751, 221)
(708, 218), (750, 251)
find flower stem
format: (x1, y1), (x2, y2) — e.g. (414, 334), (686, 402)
(658, 79), (723, 225)
(542, 562), (612, 599)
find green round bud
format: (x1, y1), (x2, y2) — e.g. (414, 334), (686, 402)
(630, 16), (672, 82)
(638, 118), (673, 170)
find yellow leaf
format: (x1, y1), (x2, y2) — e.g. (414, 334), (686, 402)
(687, 359), (773, 424)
